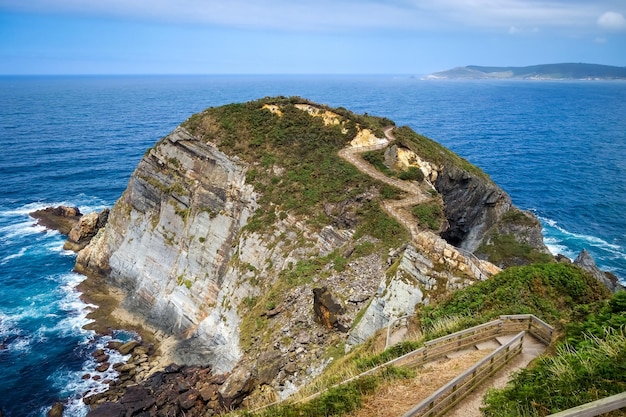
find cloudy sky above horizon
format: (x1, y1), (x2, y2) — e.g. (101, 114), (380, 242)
(0, 0), (624, 75)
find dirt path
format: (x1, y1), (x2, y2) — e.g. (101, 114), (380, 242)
(337, 128), (429, 241)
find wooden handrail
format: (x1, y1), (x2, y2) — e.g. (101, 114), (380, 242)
(251, 315), (553, 413)
(546, 392), (626, 417)
(402, 331), (526, 417)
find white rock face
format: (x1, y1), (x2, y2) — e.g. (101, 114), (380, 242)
(78, 127), (257, 372)
(345, 236), (492, 351)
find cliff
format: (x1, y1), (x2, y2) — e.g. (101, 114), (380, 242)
(75, 97), (551, 410)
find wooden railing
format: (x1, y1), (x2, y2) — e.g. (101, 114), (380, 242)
(293, 315), (552, 407)
(402, 331), (526, 417)
(546, 392), (626, 417)
(394, 314), (552, 369)
(500, 314), (553, 345)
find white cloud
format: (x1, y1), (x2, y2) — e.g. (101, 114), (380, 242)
(0, 0), (623, 33)
(597, 11), (626, 30)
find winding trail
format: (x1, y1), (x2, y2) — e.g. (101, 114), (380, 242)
(338, 127), (429, 241)
(338, 127), (498, 281)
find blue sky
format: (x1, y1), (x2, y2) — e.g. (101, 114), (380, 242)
(0, 0), (625, 75)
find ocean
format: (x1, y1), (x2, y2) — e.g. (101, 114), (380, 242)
(0, 75), (624, 416)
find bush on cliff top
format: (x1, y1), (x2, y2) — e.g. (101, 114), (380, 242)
(392, 125), (489, 179)
(419, 262), (611, 336)
(182, 97), (409, 247)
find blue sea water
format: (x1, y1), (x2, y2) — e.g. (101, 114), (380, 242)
(0, 75), (624, 416)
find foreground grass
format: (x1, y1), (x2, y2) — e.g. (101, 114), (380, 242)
(239, 263), (615, 417)
(240, 367), (415, 417)
(482, 290), (626, 416)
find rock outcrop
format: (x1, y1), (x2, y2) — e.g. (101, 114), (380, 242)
(72, 97), (558, 411)
(435, 164), (511, 251)
(30, 205), (82, 235)
(574, 249), (625, 293)
(76, 127), (256, 372)
(64, 209), (109, 251)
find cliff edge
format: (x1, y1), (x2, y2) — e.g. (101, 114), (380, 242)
(75, 97), (552, 409)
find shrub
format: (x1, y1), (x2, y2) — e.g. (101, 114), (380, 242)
(411, 201), (443, 230)
(398, 166), (424, 182)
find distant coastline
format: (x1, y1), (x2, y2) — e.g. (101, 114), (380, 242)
(426, 63), (626, 80)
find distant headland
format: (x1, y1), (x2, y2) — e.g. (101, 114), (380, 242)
(426, 63), (626, 80)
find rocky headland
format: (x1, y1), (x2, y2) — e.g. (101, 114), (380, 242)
(33, 97), (622, 415)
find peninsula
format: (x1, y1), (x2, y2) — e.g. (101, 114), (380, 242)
(36, 97), (623, 417)
(426, 63), (626, 80)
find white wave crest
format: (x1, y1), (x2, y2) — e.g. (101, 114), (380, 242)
(50, 335), (133, 417)
(1, 246), (28, 264)
(543, 237), (574, 258)
(0, 221), (49, 242)
(540, 217), (622, 252)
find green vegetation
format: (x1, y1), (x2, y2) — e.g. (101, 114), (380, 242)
(477, 234), (554, 266)
(362, 150), (395, 177)
(419, 263), (610, 332)
(398, 166), (424, 182)
(411, 201), (444, 231)
(354, 340), (422, 371)
(238, 262), (616, 417)
(475, 208), (552, 267)
(240, 366), (413, 417)
(361, 150), (425, 182)
(176, 274), (192, 289)
(392, 126), (488, 179)
(183, 97), (403, 245)
(353, 201), (409, 248)
(482, 290), (626, 416)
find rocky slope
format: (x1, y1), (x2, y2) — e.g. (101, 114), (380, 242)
(75, 97), (552, 412)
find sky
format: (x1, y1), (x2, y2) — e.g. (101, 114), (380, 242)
(0, 0), (625, 75)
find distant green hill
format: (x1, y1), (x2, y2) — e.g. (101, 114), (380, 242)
(428, 63), (626, 80)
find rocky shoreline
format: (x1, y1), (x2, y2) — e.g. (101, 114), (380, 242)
(31, 205), (256, 416)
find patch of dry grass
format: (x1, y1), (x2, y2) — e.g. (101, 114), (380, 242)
(346, 349), (492, 417)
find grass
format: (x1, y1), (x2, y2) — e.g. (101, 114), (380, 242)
(418, 263), (610, 330)
(392, 125), (489, 180)
(236, 262), (616, 417)
(411, 201), (444, 231)
(482, 290), (626, 416)
(476, 233), (554, 266)
(239, 366), (414, 417)
(183, 98), (405, 247)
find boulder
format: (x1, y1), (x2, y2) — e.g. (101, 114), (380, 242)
(95, 362), (110, 373)
(178, 389), (199, 410)
(30, 205), (81, 235)
(47, 402), (64, 417)
(118, 340), (140, 355)
(64, 209), (109, 251)
(313, 287), (348, 332)
(86, 402), (125, 417)
(256, 351), (283, 385)
(119, 385), (156, 415)
(574, 249), (624, 293)
(218, 367), (255, 409)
